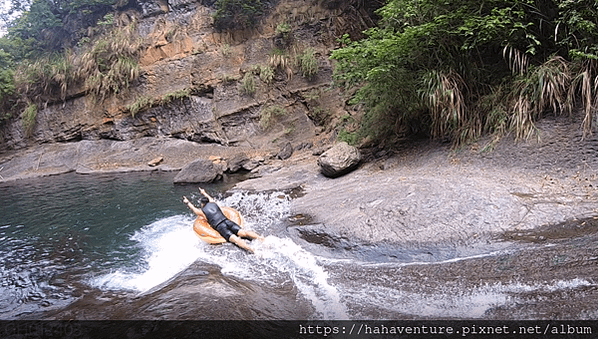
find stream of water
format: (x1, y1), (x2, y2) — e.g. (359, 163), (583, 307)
(1, 172), (597, 320)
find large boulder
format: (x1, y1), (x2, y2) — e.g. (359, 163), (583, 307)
(173, 158), (223, 183)
(317, 142), (361, 178)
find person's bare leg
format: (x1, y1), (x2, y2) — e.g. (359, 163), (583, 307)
(229, 235), (255, 253)
(237, 229), (265, 242)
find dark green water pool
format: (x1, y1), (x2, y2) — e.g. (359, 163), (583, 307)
(0, 171), (248, 318)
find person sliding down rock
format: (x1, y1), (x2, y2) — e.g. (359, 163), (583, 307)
(183, 187), (264, 253)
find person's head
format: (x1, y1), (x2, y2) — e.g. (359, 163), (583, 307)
(199, 196), (210, 207)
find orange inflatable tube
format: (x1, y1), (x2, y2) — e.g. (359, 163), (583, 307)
(193, 206), (245, 244)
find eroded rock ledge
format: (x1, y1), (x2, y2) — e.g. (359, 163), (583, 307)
(0, 137), (274, 182)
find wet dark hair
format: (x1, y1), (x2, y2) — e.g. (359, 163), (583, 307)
(199, 197), (210, 205)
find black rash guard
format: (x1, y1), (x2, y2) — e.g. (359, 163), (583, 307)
(201, 202), (228, 227)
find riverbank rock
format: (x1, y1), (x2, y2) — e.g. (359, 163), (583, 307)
(277, 142), (294, 160)
(173, 158), (222, 184)
(226, 153), (249, 172)
(148, 156), (164, 167)
(317, 142), (361, 178)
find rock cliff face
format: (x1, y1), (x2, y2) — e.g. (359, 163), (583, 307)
(0, 0), (377, 155)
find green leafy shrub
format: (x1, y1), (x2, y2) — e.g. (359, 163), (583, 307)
(337, 128), (360, 145)
(275, 22), (291, 36)
(259, 65), (274, 84)
(5, 0), (120, 55)
(331, 0), (598, 146)
(299, 48), (318, 79)
(0, 50), (15, 109)
(241, 72), (256, 95)
(274, 22), (292, 47)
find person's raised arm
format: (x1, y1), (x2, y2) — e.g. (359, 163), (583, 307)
(183, 196), (204, 216)
(198, 187), (215, 202)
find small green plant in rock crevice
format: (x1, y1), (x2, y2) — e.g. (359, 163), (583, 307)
(275, 22), (291, 39)
(259, 65), (274, 84)
(298, 47), (318, 80)
(241, 72), (256, 95)
(125, 89), (192, 117)
(260, 104), (286, 129)
(125, 96), (154, 117)
(162, 88), (191, 104)
(274, 22), (292, 48)
(22, 103), (38, 136)
(221, 43), (232, 57)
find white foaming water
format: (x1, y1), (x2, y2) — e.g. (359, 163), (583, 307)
(92, 215), (205, 292)
(257, 236), (349, 319)
(191, 191), (348, 319)
(340, 277), (596, 319)
(198, 236), (349, 319)
(91, 191), (348, 319)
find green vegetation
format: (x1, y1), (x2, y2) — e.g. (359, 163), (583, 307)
(124, 89), (192, 117)
(8, 21), (141, 107)
(220, 73), (239, 84)
(336, 114), (359, 145)
(298, 47), (318, 80)
(79, 23), (141, 103)
(331, 0), (598, 146)
(2, 0), (123, 57)
(125, 96), (153, 118)
(275, 22), (292, 47)
(0, 51), (15, 106)
(0, 1), (139, 126)
(162, 89), (191, 104)
(5, 0), (598, 152)
(221, 43), (231, 57)
(0, 1), (141, 128)
(275, 23), (291, 37)
(21, 102), (37, 135)
(241, 72), (256, 95)
(212, 0), (268, 31)
(258, 65), (274, 84)
(337, 128), (360, 145)
(260, 104), (286, 129)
